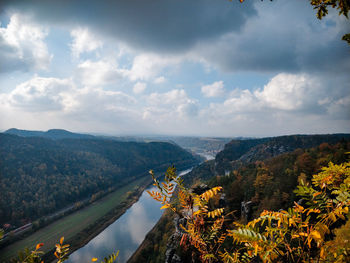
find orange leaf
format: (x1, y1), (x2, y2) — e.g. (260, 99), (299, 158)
(91, 258), (98, 262)
(36, 243), (44, 250)
(313, 192), (322, 198)
(60, 236), (64, 245)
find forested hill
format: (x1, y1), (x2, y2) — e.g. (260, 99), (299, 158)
(214, 133), (350, 176)
(129, 135), (350, 263)
(0, 133), (199, 226)
(4, 128), (96, 140)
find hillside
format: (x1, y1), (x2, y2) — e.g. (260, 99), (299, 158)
(4, 128), (96, 140)
(129, 134), (350, 263)
(213, 134), (350, 176)
(0, 133), (199, 226)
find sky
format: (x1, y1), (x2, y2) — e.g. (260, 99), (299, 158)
(0, 0), (349, 137)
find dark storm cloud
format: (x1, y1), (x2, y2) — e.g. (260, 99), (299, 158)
(195, 1), (350, 74)
(1, 0), (256, 53)
(1, 0), (349, 74)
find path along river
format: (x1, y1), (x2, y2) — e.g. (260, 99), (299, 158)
(67, 169), (192, 263)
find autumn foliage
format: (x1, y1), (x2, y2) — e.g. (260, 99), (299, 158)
(149, 161), (350, 262)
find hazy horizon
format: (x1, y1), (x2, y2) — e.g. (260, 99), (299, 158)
(3, 127), (350, 139)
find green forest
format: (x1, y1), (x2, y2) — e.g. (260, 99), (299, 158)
(0, 134), (199, 227)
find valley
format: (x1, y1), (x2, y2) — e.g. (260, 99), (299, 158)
(1, 130), (350, 262)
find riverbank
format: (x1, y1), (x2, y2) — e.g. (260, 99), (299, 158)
(128, 210), (175, 263)
(0, 176), (151, 262)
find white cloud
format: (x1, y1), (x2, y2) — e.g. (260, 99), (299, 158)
(72, 86), (136, 115)
(198, 72), (350, 136)
(76, 59), (126, 86)
(70, 27), (103, 58)
(133, 82), (147, 94)
(208, 73), (326, 116)
(127, 53), (181, 81)
(201, 81), (225, 97)
(4, 76), (74, 112)
(0, 13), (51, 73)
(1, 75), (136, 116)
(144, 89), (198, 122)
(254, 73), (321, 111)
(148, 89), (191, 106)
(154, 76), (166, 84)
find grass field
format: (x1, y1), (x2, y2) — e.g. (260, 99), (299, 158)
(0, 177), (148, 262)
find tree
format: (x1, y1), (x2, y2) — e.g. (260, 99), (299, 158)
(149, 161), (350, 262)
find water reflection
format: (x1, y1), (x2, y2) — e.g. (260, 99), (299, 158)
(67, 169), (191, 263)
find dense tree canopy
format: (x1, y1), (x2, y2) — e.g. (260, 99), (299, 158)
(0, 134), (198, 226)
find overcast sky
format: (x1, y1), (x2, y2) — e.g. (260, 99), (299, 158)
(0, 0), (349, 137)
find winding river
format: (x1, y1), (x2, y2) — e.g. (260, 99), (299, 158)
(67, 169), (192, 263)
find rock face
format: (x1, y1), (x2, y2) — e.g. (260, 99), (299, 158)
(241, 201), (253, 222)
(165, 216), (187, 263)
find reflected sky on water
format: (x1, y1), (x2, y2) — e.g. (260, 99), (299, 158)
(67, 169), (191, 263)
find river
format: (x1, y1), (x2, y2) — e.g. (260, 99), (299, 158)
(67, 168), (192, 263)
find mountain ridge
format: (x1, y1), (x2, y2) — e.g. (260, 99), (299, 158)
(4, 128), (96, 140)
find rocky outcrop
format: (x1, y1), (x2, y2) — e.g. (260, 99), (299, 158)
(165, 216), (187, 263)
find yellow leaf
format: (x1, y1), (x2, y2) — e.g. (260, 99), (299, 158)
(311, 230), (321, 240)
(160, 204), (170, 209)
(320, 247), (325, 259)
(329, 212), (337, 222)
(91, 258), (98, 262)
(193, 210), (202, 216)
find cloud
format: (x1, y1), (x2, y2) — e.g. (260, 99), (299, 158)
(148, 89), (192, 106)
(133, 82), (146, 94)
(212, 73), (338, 115)
(0, 72), (348, 136)
(2, 0), (256, 53)
(70, 27), (103, 58)
(144, 89), (198, 122)
(76, 59), (126, 86)
(154, 76), (166, 84)
(2, 1), (349, 76)
(3, 76), (74, 111)
(0, 13), (51, 73)
(193, 1), (350, 74)
(254, 73), (322, 111)
(201, 81), (225, 97)
(199, 72), (350, 135)
(1, 75), (136, 117)
(127, 53), (182, 81)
